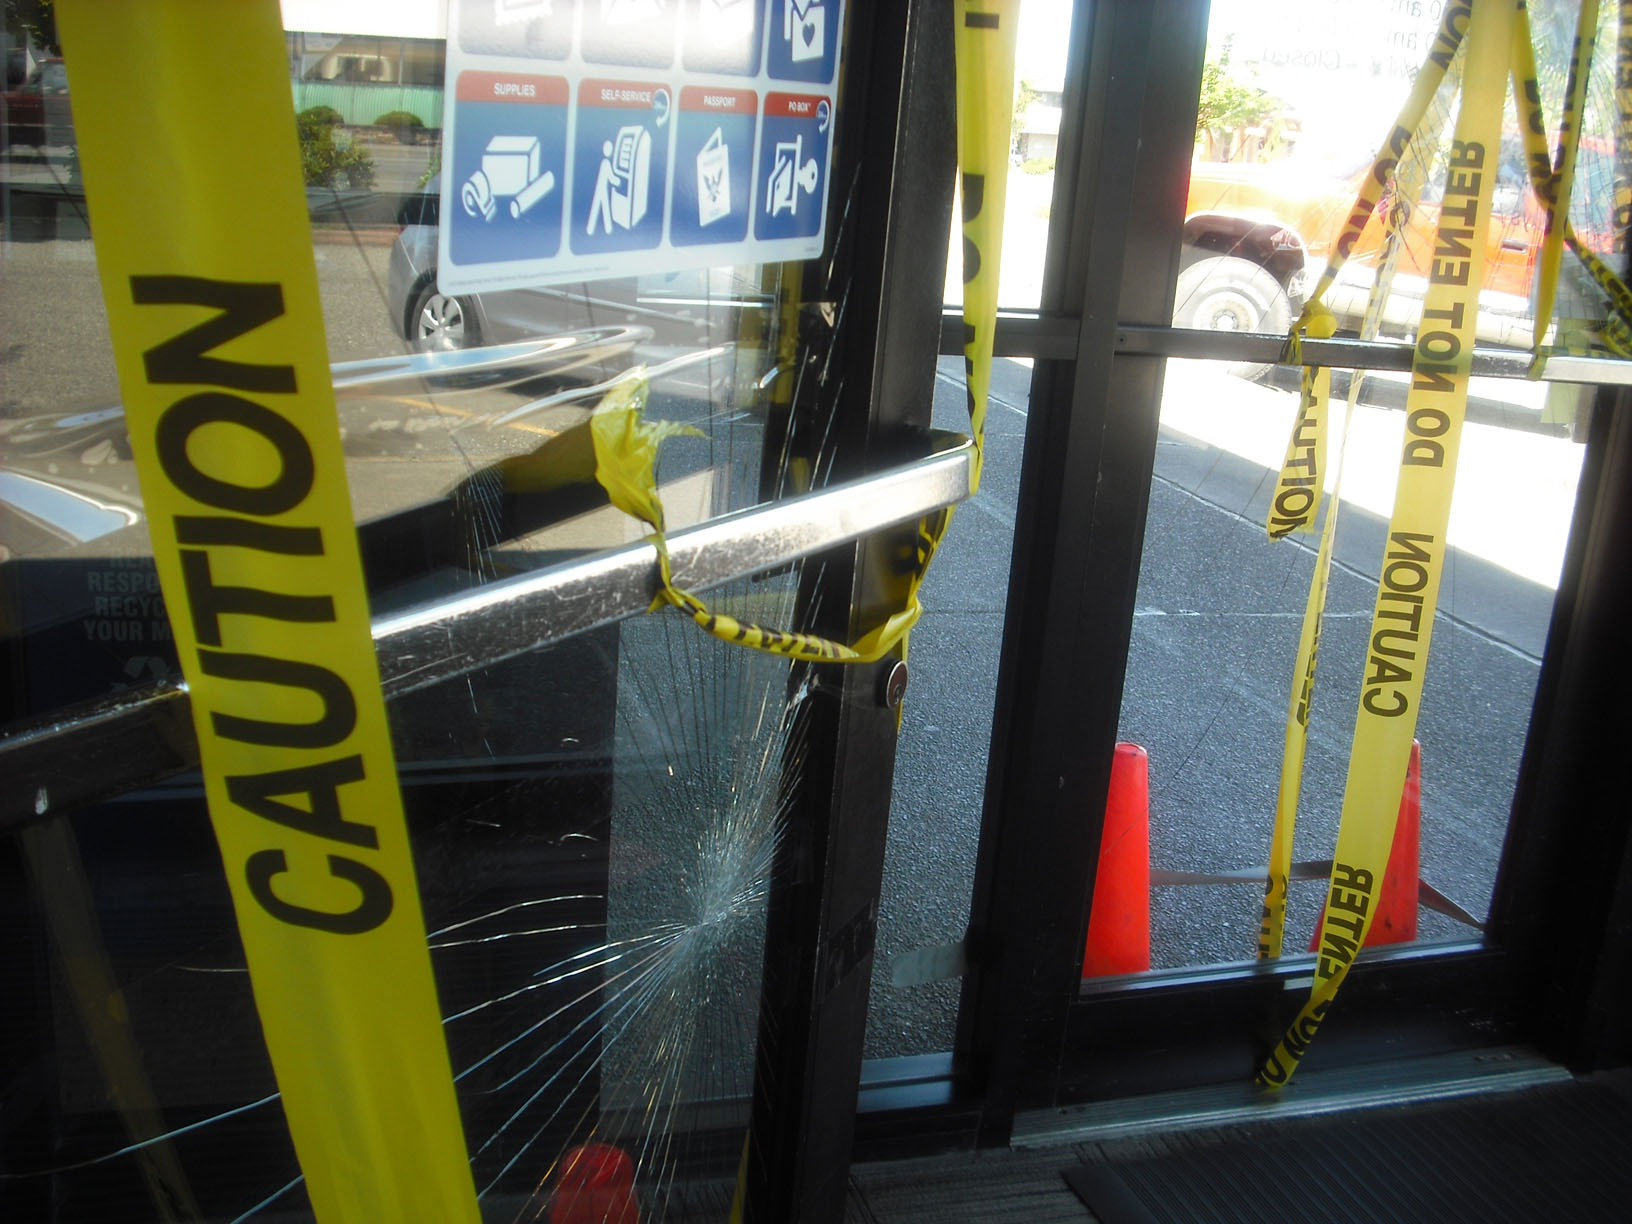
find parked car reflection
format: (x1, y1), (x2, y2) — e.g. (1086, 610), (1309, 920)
(2, 56), (73, 152)
(387, 185), (772, 351)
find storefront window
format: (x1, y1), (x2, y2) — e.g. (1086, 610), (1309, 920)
(3, 2), (931, 1217)
(1117, 0), (1618, 976)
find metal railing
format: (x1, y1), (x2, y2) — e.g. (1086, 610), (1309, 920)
(2, 429), (975, 832)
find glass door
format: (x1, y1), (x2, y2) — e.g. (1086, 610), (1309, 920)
(1, 3), (957, 1221)
(954, 0), (1632, 1143)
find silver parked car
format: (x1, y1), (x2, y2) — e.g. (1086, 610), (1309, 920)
(387, 185), (772, 352)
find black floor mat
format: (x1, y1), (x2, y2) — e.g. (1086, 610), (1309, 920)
(1065, 1074), (1632, 1224)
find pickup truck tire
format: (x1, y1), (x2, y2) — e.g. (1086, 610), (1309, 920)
(1172, 254), (1291, 376)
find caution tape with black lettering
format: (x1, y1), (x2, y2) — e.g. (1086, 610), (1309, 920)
(1258, 0), (1513, 1089)
(1521, 0), (1602, 370)
(1258, 63), (1457, 963)
(57, 2), (480, 1218)
(595, 0), (1018, 673)
(1259, 0), (1632, 990)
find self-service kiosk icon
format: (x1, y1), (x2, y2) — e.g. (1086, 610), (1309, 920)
(587, 124), (653, 234)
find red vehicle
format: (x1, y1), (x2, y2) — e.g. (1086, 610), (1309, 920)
(1174, 139), (1598, 346)
(2, 57), (73, 151)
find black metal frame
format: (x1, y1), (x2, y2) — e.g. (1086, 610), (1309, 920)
(955, 0), (1211, 1143)
(11, 0), (1632, 1204)
(929, 0), (1632, 1156)
(743, 2), (957, 1220)
(1489, 383), (1632, 1072)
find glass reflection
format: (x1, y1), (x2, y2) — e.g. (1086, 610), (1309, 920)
(1181, 0), (1632, 359)
(1106, 0), (1609, 977)
(3, 4), (875, 1219)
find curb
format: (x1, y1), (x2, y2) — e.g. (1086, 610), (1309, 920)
(311, 225), (400, 247)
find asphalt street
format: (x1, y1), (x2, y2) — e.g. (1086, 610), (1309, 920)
(861, 353), (1568, 1058)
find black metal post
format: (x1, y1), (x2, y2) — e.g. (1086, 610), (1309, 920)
(955, 0), (1209, 1143)
(744, 2), (957, 1219)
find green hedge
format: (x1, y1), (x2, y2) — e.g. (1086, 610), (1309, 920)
(374, 110), (425, 143)
(297, 106), (374, 189)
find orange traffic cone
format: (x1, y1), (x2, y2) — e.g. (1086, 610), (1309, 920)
(549, 1143), (639, 1224)
(1082, 742), (1152, 977)
(1310, 740), (1421, 952)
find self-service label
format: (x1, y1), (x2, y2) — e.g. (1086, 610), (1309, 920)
(571, 79), (673, 255)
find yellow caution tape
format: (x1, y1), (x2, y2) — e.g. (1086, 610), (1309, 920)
(1529, 0), (1600, 370)
(1273, 2), (1464, 529)
(1267, 308), (1337, 540)
(955, 0), (1021, 496)
(601, 0), (1018, 674)
(56, 2), (479, 1218)
(1513, 2), (1632, 362)
(1257, 412), (1339, 961)
(1259, 48), (1457, 964)
(1293, 2), (1468, 325)
(591, 372), (918, 662)
(1259, 0), (1513, 1089)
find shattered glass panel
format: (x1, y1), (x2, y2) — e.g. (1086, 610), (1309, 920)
(3, 569), (817, 1219)
(1, 8), (901, 1221)
(1, 298), (848, 1220)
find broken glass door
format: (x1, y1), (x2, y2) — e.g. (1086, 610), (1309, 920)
(2, 3), (958, 1219)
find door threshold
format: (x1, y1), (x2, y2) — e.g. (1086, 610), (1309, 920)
(1011, 1045), (1570, 1149)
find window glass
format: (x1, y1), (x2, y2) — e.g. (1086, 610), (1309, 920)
(3, 3), (907, 1218)
(865, 354), (1029, 1058)
(1112, 0), (1611, 979)
(1128, 356), (1582, 971)
(870, 0), (1069, 1058)
(942, 0), (1072, 313)
(1178, 0), (1631, 355)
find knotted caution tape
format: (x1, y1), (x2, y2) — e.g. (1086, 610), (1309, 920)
(1258, 41), (1460, 963)
(595, 0), (1018, 673)
(1257, 0), (1514, 1089)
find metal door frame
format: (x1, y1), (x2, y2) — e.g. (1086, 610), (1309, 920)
(0, 3), (958, 1219)
(929, 0), (1632, 1150)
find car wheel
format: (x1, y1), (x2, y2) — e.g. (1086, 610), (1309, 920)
(410, 282), (480, 352)
(1172, 254), (1291, 377)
